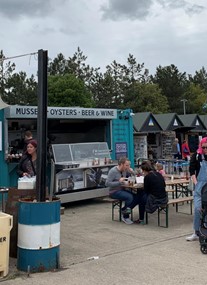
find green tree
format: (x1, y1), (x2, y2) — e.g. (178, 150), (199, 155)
(189, 67), (207, 92)
(0, 50), (38, 105)
(5, 72), (37, 105)
(91, 54), (150, 108)
(121, 53), (149, 84)
(48, 47), (100, 89)
(0, 50), (16, 102)
(90, 72), (115, 108)
(183, 82), (207, 114)
(152, 64), (188, 113)
(48, 53), (68, 75)
(48, 74), (94, 107)
(123, 82), (169, 113)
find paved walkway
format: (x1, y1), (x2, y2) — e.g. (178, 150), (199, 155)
(1, 198), (205, 285)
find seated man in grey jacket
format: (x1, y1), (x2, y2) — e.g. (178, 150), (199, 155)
(106, 157), (146, 225)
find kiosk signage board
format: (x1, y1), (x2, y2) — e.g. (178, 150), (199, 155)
(5, 106), (117, 120)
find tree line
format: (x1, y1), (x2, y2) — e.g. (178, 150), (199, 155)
(1, 48), (207, 114)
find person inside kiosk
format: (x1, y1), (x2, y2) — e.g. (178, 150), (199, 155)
(17, 140), (37, 177)
(22, 130), (33, 153)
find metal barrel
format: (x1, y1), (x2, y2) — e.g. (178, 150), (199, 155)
(17, 198), (60, 272)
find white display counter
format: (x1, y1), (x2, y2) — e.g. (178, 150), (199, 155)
(51, 142), (116, 203)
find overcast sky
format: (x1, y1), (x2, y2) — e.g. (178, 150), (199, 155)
(1, 0), (207, 77)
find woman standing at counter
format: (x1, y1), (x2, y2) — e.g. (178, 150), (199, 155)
(17, 140), (37, 177)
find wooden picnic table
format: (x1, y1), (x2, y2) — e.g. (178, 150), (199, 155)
(124, 178), (190, 198)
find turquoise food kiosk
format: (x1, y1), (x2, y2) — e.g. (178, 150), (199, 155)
(0, 105), (134, 202)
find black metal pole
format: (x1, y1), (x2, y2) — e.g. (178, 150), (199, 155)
(36, 49), (48, 202)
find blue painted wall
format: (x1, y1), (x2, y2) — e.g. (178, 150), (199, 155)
(0, 108), (10, 187)
(111, 109), (134, 168)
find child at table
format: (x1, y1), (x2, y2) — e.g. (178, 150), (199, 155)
(156, 163), (166, 178)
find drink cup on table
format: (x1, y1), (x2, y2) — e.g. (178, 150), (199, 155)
(123, 178), (128, 185)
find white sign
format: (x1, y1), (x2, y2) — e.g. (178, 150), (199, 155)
(5, 106), (117, 120)
(136, 176), (144, 184)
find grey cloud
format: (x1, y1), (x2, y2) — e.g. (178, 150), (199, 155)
(101, 0), (153, 21)
(158, 0), (205, 14)
(0, 0), (66, 19)
(186, 4), (205, 15)
(101, 0), (205, 21)
(157, 0), (187, 9)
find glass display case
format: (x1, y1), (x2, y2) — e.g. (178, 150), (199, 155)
(51, 142), (116, 202)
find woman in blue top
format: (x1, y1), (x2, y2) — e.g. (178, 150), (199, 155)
(172, 138), (181, 159)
